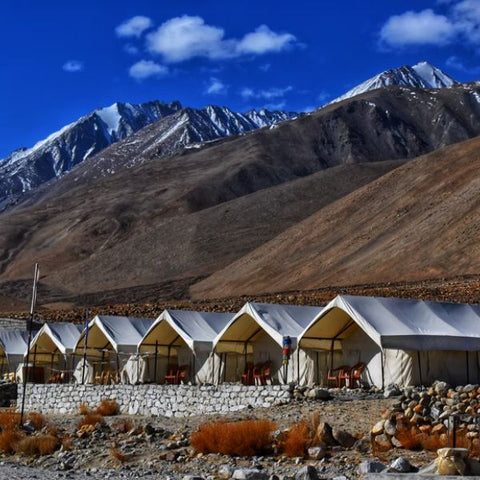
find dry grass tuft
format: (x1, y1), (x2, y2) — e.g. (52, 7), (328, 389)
(79, 402), (89, 415)
(281, 421), (312, 458)
(110, 444), (126, 463)
(0, 429), (23, 454)
(15, 434), (59, 456)
(190, 419), (276, 456)
(113, 420), (133, 434)
(26, 412), (46, 430)
(96, 399), (119, 416)
(78, 412), (104, 429)
(0, 409), (20, 430)
(61, 435), (74, 451)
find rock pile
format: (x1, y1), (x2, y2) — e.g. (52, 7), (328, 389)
(371, 381), (480, 451)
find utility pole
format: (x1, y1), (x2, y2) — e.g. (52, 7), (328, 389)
(20, 263), (39, 426)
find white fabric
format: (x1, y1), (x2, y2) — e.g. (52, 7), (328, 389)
(29, 323), (82, 356)
(213, 302), (322, 385)
(122, 354), (149, 384)
(298, 295), (480, 388)
(73, 358), (94, 384)
(138, 310), (234, 384)
(0, 330), (29, 372)
(75, 315), (154, 355)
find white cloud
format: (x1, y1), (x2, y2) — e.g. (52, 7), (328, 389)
(236, 25), (296, 54)
(129, 60), (168, 80)
(146, 15), (298, 63)
(205, 77), (227, 95)
(241, 86), (293, 100)
(264, 101), (286, 110)
(259, 63), (271, 72)
(116, 16), (153, 38)
(380, 9), (455, 47)
(124, 44), (140, 55)
(446, 55), (480, 74)
(62, 60), (84, 72)
(317, 91), (330, 104)
(380, 1), (480, 48)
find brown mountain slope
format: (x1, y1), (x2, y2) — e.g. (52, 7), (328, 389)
(190, 137), (480, 299)
(0, 161), (401, 305)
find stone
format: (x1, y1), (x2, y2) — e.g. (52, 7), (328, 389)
(332, 428), (356, 448)
(371, 420), (384, 435)
(357, 460), (386, 474)
(436, 448), (469, 476)
(373, 434), (392, 451)
(183, 477), (207, 480)
(294, 466), (319, 480)
(384, 384), (401, 398)
(307, 446), (326, 460)
(388, 456), (414, 473)
(434, 381), (449, 396)
(354, 436), (370, 453)
(383, 419), (397, 436)
(315, 422), (336, 446)
(306, 388), (332, 401)
(391, 436), (404, 448)
(232, 469), (269, 480)
(217, 465), (234, 479)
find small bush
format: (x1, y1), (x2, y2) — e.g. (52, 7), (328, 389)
(113, 420), (133, 434)
(281, 421), (311, 458)
(0, 409), (20, 431)
(78, 412), (104, 429)
(79, 402), (89, 415)
(110, 445), (126, 463)
(15, 434), (59, 456)
(190, 419), (276, 456)
(96, 399), (119, 416)
(26, 412), (46, 430)
(61, 435), (74, 451)
(0, 429), (23, 454)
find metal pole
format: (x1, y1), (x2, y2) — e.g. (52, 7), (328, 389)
(20, 263), (39, 426)
(81, 308), (89, 384)
(154, 341), (158, 383)
(32, 344), (37, 382)
(466, 351), (470, 384)
(417, 351), (423, 386)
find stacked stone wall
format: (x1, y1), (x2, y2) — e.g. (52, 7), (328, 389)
(18, 384), (293, 416)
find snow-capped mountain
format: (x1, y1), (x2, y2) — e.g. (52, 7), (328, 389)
(330, 61), (457, 104)
(0, 100), (182, 208)
(0, 101), (295, 208)
(62, 105), (297, 184)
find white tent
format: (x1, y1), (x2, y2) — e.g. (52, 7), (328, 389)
(299, 295), (480, 387)
(0, 330), (29, 379)
(73, 315), (154, 383)
(213, 302), (323, 385)
(26, 323), (82, 383)
(136, 310), (234, 384)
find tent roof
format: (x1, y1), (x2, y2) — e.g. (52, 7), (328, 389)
(140, 310), (234, 352)
(29, 323), (82, 356)
(0, 330), (29, 360)
(299, 295), (480, 351)
(75, 315), (154, 354)
(214, 302), (323, 351)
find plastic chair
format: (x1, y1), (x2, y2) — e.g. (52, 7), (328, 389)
(241, 362), (254, 385)
(326, 365), (349, 387)
(164, 364), (179, 384)
(350, 362), (365, 388)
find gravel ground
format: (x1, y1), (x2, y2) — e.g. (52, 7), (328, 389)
(0, 394), (438, 479)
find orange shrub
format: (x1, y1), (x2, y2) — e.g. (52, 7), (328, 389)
(79, 402), (89, 415)
(110, 445), (126, 463)
(281, 421), (311, 458)
(78, 412), (104, 428)
(96, 399), (119, 416)
(0, 409), (20, 431)
(15, 434), (59, 456)
(61, 435), (74, 451)
(26, 412), (46, 430)
(113, 420), (133, 434)
(190, 419), (276, 456)
(0, 429), (23, 454)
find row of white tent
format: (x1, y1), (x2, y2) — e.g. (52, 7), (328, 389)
(2, 294), (480, 388)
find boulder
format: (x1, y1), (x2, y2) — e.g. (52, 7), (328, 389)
(332, 428), (356, 448)
(388, 456), (415, 473)
(373, 434), (392, 451)
(357, 460), (387, 474)
(232, 468), (269, 480)
(307, 446), (325, 460)
(384, 384), (401, 398)
(371, 420), (384, 435)
(295, 466), (319, 480)
(315, 421), (336, 446)
(306, 388), (332, 401)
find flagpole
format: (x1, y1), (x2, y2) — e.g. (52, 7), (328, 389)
(20, 263), (39, 426)
(81, 308), (90, 384)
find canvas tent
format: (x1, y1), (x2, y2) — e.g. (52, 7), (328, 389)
(25, 323), (82, 383)
(298, 295), (480, 388)
(213, 302), (323, 385)
(73, 316), (154, 384)
(0, 330), (29, 379)
(136, 310), (234, 384)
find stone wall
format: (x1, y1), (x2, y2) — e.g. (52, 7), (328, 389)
(18, 384), (293, 416)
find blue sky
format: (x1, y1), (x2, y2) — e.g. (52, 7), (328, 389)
(2, 0), (480, 158)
